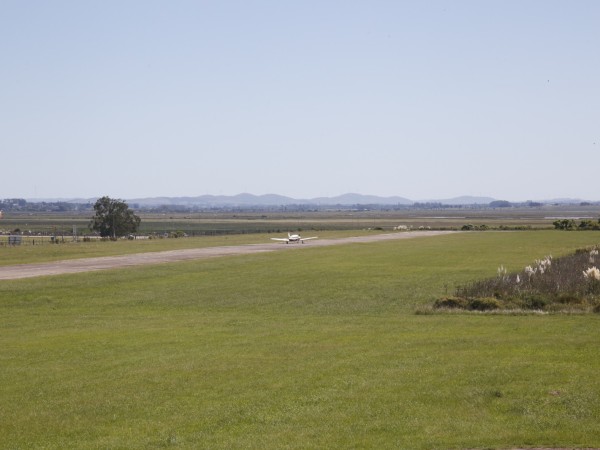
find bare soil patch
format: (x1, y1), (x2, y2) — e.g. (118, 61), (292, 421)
(0, 231), (455, 280)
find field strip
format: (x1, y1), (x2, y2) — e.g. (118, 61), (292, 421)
(0, 231), (456, 280)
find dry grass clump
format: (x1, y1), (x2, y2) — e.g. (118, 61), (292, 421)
(435, 245), (600, 313)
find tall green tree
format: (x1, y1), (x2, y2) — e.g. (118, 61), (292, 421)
(89, 196), (141, 238)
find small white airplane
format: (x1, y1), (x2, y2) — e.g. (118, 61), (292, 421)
(271, 232), (318, 244)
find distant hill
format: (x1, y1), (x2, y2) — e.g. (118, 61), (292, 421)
(128, 194), (300, 207)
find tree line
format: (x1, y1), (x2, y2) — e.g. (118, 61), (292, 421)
(553, 218), (600, 230)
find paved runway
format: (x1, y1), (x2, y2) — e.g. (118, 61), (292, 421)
(0, 231), (456, 280)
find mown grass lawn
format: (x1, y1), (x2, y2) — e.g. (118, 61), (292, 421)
(1, 231), (599, 449)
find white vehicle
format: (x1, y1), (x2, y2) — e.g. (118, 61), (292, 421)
(271, 232), (318, 244)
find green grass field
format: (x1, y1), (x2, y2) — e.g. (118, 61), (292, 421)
(6, 203), (599, 238)
(1, 231), (600, 449)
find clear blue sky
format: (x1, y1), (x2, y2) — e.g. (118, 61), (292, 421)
(1, 1), (598, 201)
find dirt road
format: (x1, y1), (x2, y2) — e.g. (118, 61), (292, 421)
(0, 231), (455, 280)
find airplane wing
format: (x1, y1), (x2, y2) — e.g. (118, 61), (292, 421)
(270, 238), (289, 242)
(301, 237), (318, 240)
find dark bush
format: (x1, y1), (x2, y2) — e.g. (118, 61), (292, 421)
(557, 294), (583, 304)
(434, 297), (468, 309)
(468, 297), (502, 311)
(522, 294), (549, 310)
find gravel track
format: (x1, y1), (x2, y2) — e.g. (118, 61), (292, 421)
(0, 231), (455, 280)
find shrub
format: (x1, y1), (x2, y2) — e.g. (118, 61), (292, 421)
(553, 219), (576, 230)
(436, 246), (600, 313)
(557, 294), (583, 305)
(434, 297), (468, 309)
(522, 294), (549, 310)
(468, 297), (502, 311)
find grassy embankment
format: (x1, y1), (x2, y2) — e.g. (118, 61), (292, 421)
(1, 230), (599, 449)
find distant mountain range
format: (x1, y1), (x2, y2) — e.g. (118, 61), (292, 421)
(102, 193), (507, 207)
(29, 193), (507, 206)
(25, 193), (590, 207)
(126, 193), (416, 207)
(125, 194), (591, 207)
